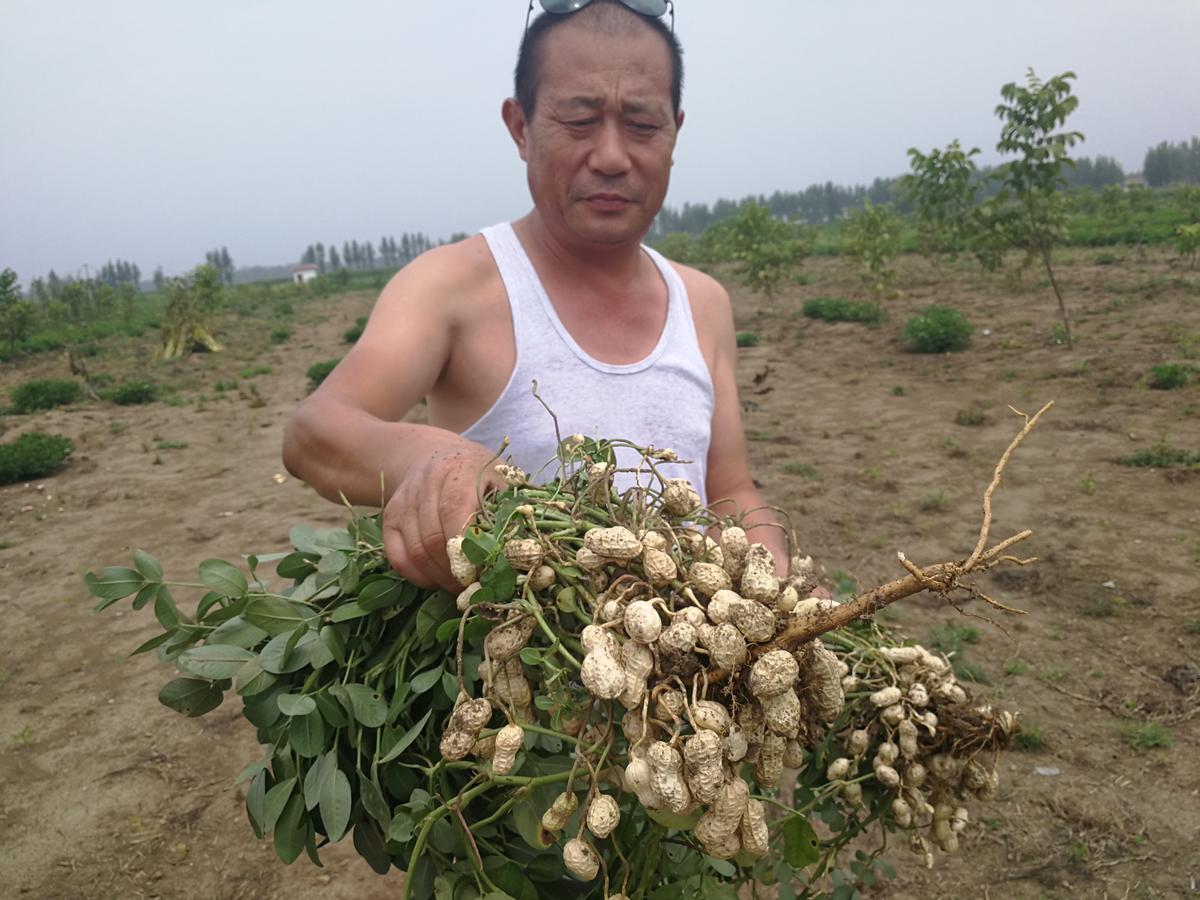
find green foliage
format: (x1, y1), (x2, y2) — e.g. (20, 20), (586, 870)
(903, 140), (981, 264)
(0, 268), (37, 352)
(1176, 223), (1200, 268)
(843, 200), (903, 304)
(107, 381), (158, 406)
(270, 328), (292, 344)
(701, 202), (807, 299)
(1122, 721), (1172, 752)
(343, 316), (368, 344)
(992, 68), (1084, 347)
(1148, 363), (1191, 390)
(1014, 727), (1045, 751)
(0, 432), (74, 484)
(653, 232), (696, 263)
(802, 298), (885, 324)
(10, 378), (84, 414)
(1116, 442), (1200, 468)
(901, 306), (974, 353)
(954, 407), (985, 427)
(735, 332), (760, 348)
(307, 358), (342, 391)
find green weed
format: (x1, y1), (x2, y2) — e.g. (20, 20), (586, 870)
(1014, 727), (1045, 751)
(954, 407), (985, 427)
(1148, 363), (1191, 390)
(1122, 721), (1171, 752)
(1117, 442), (1200, 468)
(802, 298), (885, 324)
(781, 462), (820, 479)
(736, 332), (761, 348)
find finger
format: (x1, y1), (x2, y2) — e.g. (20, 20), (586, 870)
(383, 495), (438, 589)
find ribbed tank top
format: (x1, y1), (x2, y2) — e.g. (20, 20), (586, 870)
(461, 222), (715, 504)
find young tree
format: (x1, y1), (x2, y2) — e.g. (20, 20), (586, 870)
(712, 201), (807, 300)
(0, 268), (35, 352)
(903, 140), (981, 268)
(992, 68), (1084, 348)
(153, 267), (166, 292)
(330, 246), (342, 271)
(843, 200), (903, 307)
(159, 265), (224, 359)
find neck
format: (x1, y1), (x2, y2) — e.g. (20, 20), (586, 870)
(514, 210), (649, 289)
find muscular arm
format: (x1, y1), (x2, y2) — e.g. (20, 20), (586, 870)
(680, 269), (790, 574)
(282, 245), (503, 590)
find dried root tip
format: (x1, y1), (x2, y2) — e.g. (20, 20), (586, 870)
(563, 838), (600, 881)
(446, 536), (478, 587)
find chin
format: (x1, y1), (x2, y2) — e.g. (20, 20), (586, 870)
(566, 212), (649, 246)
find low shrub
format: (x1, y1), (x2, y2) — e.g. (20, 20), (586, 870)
(802, 297), (885, 324)
(735, 332), (760, 348)
(0, 432), (74, 485)
(10, 379), (84, 414)
(307, 358), (341, 391)
(343, 316), (368, 344)
(1116, 442), (1200, 468)
(955, 407), (986, 427)
(270, 328), (292, 344)
(107, 381), (158, 406)
(902, 306), (973, 353)
(1148, 363), (1191, 390)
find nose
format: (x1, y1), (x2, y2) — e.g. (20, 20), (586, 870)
(589, 118), (631, 177)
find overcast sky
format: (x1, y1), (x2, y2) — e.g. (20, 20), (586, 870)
(2, 0), (1198, 286)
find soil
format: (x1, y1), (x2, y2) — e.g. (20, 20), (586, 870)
(1, 247), (1197, 899)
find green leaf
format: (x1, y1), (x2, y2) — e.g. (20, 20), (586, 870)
(408, 855), (437, 900)
(131, 582), (158, 611)
(388, 808), (416, 843)
(277, 693), (317, 717)
(434, 617), (462, 642)
(246, 769), (268, 838)
(354, 820), (392, 875)
(705, 856), (736, 877)
(329, 601), (370, 622)
(244, 686), (286, 729)
(276, 550), (318, 580)
(208, 615), (269, 648)
(235, 658), (277, 697)
(273, 793), (308, 864)
(133, 549), (163, 583)
(461, 530), (496, 565)
(303, 752), (331, 811)
(157, 677), (224, 717)
(129, 631), (173, 656)
(647, 806), (703, 831)
(376, 709), (433, 764)
(410, 667), (443, 695)
(289, 710), (326, 757)
(359, 771), (391, 828)
(319, 625), (347, 665)
(199, 559), (248, 598)
(289, 524), (320, 554)
(314, 691), (349, 728)
(176, 644), (257, 679)
(235, 753), (272, 787)
(319, 763), (352, 842)
(87, 566), (145, 607)
(260, 629), (318, 674)
(783, 815), (820, 868)
(153, 586), (182, 630)
(317, 550), (350, 576)
(262, 776), (296, 833)
(243, 595), (309, 635)
(333, 683), (388, 727)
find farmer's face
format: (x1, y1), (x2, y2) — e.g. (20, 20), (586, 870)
(504, 17), (682, 247)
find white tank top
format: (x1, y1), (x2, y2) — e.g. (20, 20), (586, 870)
(461, 222), (715, 504)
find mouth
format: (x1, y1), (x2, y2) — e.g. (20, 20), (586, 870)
(583, 193), (634, 211)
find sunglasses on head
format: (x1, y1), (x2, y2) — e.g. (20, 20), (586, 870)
(524, 0), (675, 34)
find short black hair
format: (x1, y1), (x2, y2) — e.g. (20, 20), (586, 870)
(514, 0), (684, 119)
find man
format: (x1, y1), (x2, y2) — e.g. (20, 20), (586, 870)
(282, 0), (787, 591)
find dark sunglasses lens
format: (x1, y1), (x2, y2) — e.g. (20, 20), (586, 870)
(539, 0), (668, 15)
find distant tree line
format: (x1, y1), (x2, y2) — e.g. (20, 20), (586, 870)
(300, 233), (439, 273)
(1143, 137), (1200, 187)
(652, 138), (1195, 237)
(204, 247), (235, 284)
(96, 259), (142, 289)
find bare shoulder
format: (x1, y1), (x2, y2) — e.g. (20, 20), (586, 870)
(374, 234), (498, 324)
(666, 261), (735, 349)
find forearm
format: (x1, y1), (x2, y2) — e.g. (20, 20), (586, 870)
(282, 396), (451, 507)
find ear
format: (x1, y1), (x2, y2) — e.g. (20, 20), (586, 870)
(675, 108), (685, 134)
(502, 98), (529, 162)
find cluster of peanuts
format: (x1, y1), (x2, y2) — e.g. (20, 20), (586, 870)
(827, 643), (1016, 865)
(438, 456), (1012, 885)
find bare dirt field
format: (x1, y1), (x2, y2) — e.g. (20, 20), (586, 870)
(1, 248), (1197, 899)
